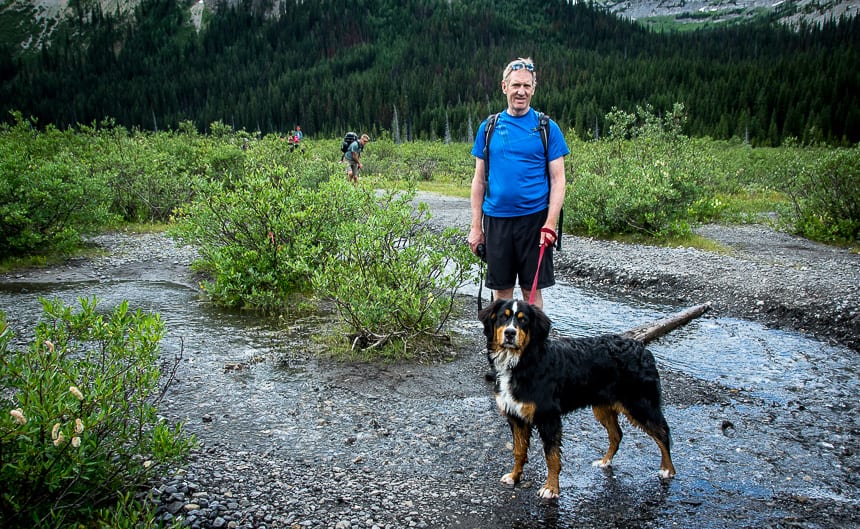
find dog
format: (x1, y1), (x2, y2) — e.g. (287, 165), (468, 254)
(478, 298), (676, 499)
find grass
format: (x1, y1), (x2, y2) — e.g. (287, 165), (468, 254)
(612, 232), (735, 255)
(417, 180), (471, 198)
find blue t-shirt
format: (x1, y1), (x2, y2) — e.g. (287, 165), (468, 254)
(471, 108), (570, 218)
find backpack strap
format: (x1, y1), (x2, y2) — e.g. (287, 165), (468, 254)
(538, 112), (550, 167)
(482, 113), (500, 197)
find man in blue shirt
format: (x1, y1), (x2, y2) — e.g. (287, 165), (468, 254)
(468, 57), (570, 309)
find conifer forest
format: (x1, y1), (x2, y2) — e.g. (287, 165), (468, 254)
(1, 0), (858, 146)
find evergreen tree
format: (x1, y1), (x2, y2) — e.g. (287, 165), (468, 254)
(0, 0), (856, 144)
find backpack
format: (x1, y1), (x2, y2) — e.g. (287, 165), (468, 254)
(482, 112), (562, 249)
(341, 132), (359, 155)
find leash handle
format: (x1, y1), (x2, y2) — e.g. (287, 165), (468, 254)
(528, 228), (557, 305)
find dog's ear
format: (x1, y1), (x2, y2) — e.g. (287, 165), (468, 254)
(478, 299), (504, 337)
(530, 304), (552, 344)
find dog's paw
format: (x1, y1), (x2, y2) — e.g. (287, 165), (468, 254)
(591, 458), (612, 468)
(500, 473), (519, 487)
(658, 468), (676, 479)
(538, 486), (559, 500)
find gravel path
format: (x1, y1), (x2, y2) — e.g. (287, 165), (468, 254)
(556, 223), (860, 351)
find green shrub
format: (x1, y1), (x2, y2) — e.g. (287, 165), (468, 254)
(0, 114), (115, 257)
(91, 126), (215, 223)
(169, 161), (359, 311)
(565, 104), (709, 239)
(312, 190), (475, 357)
(781, 145), (860, 242)
(0, 298), (195, 528)
(171, 155), (477, 354)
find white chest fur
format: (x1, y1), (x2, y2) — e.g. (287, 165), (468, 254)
(495, 371), (527, 420)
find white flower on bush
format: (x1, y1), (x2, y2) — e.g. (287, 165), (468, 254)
(10, 408), (26, 425)
(71, 436), (81, 448)
(69, 386), (84, 401)
(51, 422), (61, 441)
(75, 418), (84, 434)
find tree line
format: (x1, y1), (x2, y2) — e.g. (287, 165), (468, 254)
(1, 0), (858, 145)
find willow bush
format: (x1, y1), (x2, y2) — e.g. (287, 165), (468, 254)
(0, 299), (194, 528)
(773, 143), (860, 243)
(169, 160), (356, 311)
(0, 113), (114, 257)
(564, 103), (712, 239)
(170, 144), (477, 355)
(312, 191), (475, 356)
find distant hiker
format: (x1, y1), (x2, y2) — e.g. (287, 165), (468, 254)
(291, 125), (303, 152)
(344, 133), (370, 183)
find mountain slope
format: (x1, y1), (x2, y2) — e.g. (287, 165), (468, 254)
(2, 0), (857, 53)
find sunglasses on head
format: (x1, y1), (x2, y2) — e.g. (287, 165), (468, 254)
(510, 61), (535, 72)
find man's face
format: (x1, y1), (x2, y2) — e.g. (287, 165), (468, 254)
(502, 69), (535, 116)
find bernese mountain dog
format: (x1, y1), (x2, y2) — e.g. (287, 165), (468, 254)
(478, 298), (676, 499)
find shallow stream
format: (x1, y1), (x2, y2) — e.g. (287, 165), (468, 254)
(1, 277), (857, 527)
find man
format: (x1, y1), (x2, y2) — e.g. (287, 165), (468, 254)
(468, 57), (569, 309)
(345, 133), (370, 183)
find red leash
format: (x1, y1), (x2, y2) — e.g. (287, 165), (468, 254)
(528, 227), (557, 305)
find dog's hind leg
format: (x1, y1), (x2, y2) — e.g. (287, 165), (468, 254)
(591, 405), (623, 469)
(501, 416), (531, 487)
(536, 417), (564, 499)
(643, 416), (676, 479)
(619, 403), (676, 479)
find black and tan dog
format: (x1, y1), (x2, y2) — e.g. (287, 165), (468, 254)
(478, 298), (676, 499)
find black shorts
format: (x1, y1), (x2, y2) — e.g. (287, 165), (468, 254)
(483, 209), (555, 291)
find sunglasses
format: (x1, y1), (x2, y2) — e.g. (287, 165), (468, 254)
(509, 61), (535, 72)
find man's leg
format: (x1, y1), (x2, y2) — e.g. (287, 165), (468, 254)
(519, 288), (543, 309)
(493, 288), (515, 301)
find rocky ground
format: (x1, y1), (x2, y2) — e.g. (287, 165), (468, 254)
(556, 223), (860, 352)
(2, 191), (858, 529)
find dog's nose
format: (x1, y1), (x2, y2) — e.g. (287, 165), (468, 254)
(504, 328), (517, 341)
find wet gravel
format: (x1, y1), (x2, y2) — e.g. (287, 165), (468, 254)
(556, 223), (860, 351)
(420, 191), (860, 352)
(2, 192), (858, 529)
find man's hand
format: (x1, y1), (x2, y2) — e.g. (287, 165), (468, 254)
(467, 228), (485, 255)
(540, 226), (557, 247)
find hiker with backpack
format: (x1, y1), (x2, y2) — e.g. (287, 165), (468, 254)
(290, 125), (303, 152)
(468, 57), (570, 310)
(342, 132), (370, 183)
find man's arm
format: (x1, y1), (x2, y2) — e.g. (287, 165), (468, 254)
(542, 156), (566, 246)
(467, 157), (486, 253)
